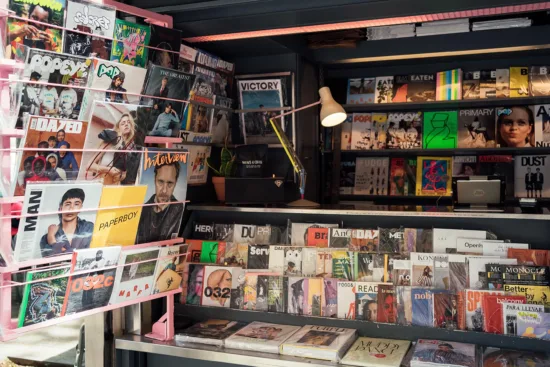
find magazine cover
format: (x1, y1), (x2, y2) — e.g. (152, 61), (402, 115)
(410, 253), (434, 287)
(200, 266), (233, 307)
(109, 247), (160, 304)
(253, 274), (268, 310)
(307, 227), (329, 247)
(396, 286), (412, 326)
(435, 69), (462, 101)
(411, 288), (433, 327)
(18, 266), (70, 327)
(510, 66), (529, 98)
(306, 278), (323, 316)
(448, 254), (467, 293)
(496, 106), (534, 148)
(63, 0), (116, 59)
(532, 105), (550, 148)
(182, 263), (204, 305)
(78, 101), (148, 185)
(224, 242), (246, 267)
(480, 70), (497, 98)
(514, 155), (550, 198)
(402, 229), (417, 254)
(393, 260), (411, 286)
(372, 254), (389, 283)
(355, 282), (379, 321)
(180, 65), (216, 134)
(172, 144), (210, 185)
(503, 285), (550, 308)
(248, 245), (270, 269)
(503, 302), (545, 335)
(354, 157), (389, 196)
(214, 224), (234, 242)
(496, 69), (510, 98)
(372, 113), (389, 149)
(267, 275), (285, 312)
(148, 24), (181, 69)
(422, 111), (458, 149)
(462, 71), (480, 100)
(110, 19), (150, 67)
(14, 116), (88, 196)
(14, 182), (102, 262)
(340, 158), (356, 195)
(150, 244), (184, 294)
(377, 284), (396, 324)
(329, 228), (351, 248)
(16, 49), (91, 126)
(415, 156), (452, 196)
(267, 245), (284, 273)
(379, 228), (404, 254)
(341, 337), (411, 367)
(483, 295), (525, 334)
(516, 312), (550, 339)
(290, 222), (338, 246)
(350, 229), (378, 252)
(238, 79), (284, 144)
(452, 156), (478, 177)
(176, 320), (247, 347)
(458, 108), (496, 148)
(478, 155), (515, 198)
(407, 74), (436, 102)
(347, 78), (375, 104)
(507, 248), (548, 266)
(351, 113), (374, 150)
(374, 76), (393, 104)
(483, 348), (549, 367)
(225, 321), (301, 354)
(323, 278), (338, 317)
(284, 247), (303, 276)
(280, 325), (357, 362)
(62, 246), (121, 315)
(233, 224), (257, 244)
(287, 277), (305, 315)
(412, 339), (476, 367)
(78, 58), (147, 121)
(332, 250), (352, 280)
(199, 241), (218, 263)
(387, 112), (422, 149)
(465, 289), (504, 331)
(316, 249), (334, 278)
(338, 281), (358, 319)
(352, 253), (373, 282)
(7, 0), (65, 57)
(302, 247), (317, 277)
(432, 291), (453, 328)
(341, 114), (352, 150)
(392, 75), (408, 103)
(530, 67), (550, 96)
(211, 96), (233, 143)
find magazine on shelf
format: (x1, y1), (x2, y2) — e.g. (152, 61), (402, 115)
(151, 245), (185, 294)
(351, 113), (374, 150)
(341, 337), (411, 367)
(173, 143), (211, 185)
(14, 116), (89, 196)
(178, 44), (197, 74)
(355, 282), (380, 321)
(514, 155), (550, 198)
(465, 289), (505, 331)
(301, 247), (317, 277)
(247, 245), (270, 269)
(350, 229), (378, 252)
(340, 158), (356, 195)
(354, 157), (389, 195)
(457, 108), (496, 148)
(290, 222), (338, 246)
(422, 111), (458, 149)
(496, 69), (510, 98)
(482, 347), (549, 367)
(341, 114), (352, 150)
(411, 339), (476, 367)
(372, 113), (389, 149)
(332, 251), (352, 280)
(462, 71), (480, 100)
(482, 294), (525, 334)
(509, 66), (529, 98)
(392, 75), (408, 103)
(530, 67), (550, 97)
(210, 96), (233, 143)
(386, 112), (422, 149)
(415, 157), (452, 197)
(411, 288), (433, 327)
(495, 106), (534, 148)
(136, 148), (188, 244)
(201, 266), (234, 308)
(389, 158), (416, 196)
(396, 286), (412, 326)
(224, 321), (301, 354)
(63, 0), (116, 59)
(374, 76), (393, 103)
(337, 281), (356, 319)
(468, 257), (514, 289)
(14, 182), (102, 262)
(347, 78), (375, 104)
(480, 70), (497, 98)
(148, 24), (181, 69)
(407, 74), (435, 102)
(233, 224), (257, 244)
(533, 105), (550, 148)
(62, 246), (121, 315)
(182, 263), (204, 305)
(516, 311), (550, 339)
(502, 302), (545, 335)
(176, 319), (247, 346)
(110, 19), (150, 67)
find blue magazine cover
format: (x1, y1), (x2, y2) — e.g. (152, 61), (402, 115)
(517, 311), (550, 339)
(412, 288), (433, 327)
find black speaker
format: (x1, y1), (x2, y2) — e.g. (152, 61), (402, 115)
(225, 177), (285, 204)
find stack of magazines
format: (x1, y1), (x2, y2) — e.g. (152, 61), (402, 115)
(416, 19), (470, 37)
(366, 24), (416, 40)
(472, 17), (532, 31)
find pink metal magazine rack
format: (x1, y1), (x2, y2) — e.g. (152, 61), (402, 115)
(0, 0), (188, 343)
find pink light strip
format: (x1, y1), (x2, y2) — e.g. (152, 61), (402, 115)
(0, 147), (189, 154)
(0, 200), (189, 220)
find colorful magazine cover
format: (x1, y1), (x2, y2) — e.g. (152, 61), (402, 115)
(201, 266), (233, 307)
(412, 339), (476, 367)
(14, 182), (102, 262)
(411, 288), (433, 327)
(18, 266), (70, 327)
(389, 158), (416, 196)
(355, 282), (379, 322)
(184, 263), (204, 305)
(350, 229), (378, 252)
(387, 112), (422, 149)
(110, 19), (150, 67)
(347, 78), (375, 104)
(351, 113), (374, 150)
(458, 108), (497, 148)
(173, 143), (210, 185)
(14, 116), (88, 196)
(151, 245), (184, 294)
(422, 111), (458, 149)
(392, 75), (408, 103)
(62, 246), (121, 315)
(462, 71), (480, 100)
(136, 149), (188, 243)
(287, 277), (306, 315)
(496, 106), (534, 148)
(148, 24), (181, 69)
(63, 0), (116, 59)
(510, 66), (529, 98)
(514, 155), (550, 198)
(377, 284), (396, 324)
(516, 313), (550, 339)
(415, 156), (452, 196)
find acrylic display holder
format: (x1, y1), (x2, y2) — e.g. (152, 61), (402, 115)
(0, 0), (188, 342)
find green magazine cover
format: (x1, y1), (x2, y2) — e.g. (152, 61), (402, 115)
(422, 111), (458, 149)
(110, 19), (151, 67)
(18, 267), (70, 327)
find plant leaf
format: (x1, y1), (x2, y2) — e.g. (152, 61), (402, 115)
(206, 156), (221, 176)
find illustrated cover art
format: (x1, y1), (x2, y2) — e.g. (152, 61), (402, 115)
(355, 282), (379, 321)
(372, 113), (389, 149)
(110, 19), (150, 67)
(290, 222), (338, 246)
(495, 106), (535, 148)
(422, 111), (458, 149)
(516, 312), (550, 339)
(377, 284), (396, 324)
(483, 295), (525, 334)
(316, 249), (333, 278)
(180, 68), (214, 134)
(341, 114), (352, 150)
(224, 321), (301, 354)
(337, 281), (357, 319)
(89, 185), (146, 248)
(183, 263), (204, 305)
(532, 105), (550, 148)
(329, 228), (351, 248)
(351, 113), (374, 150)
(350, 229), (378, 252)
(347, 78), (375, 104)
(238, 79), (284, 145)
(392, 75), (408, 103)
(448, 254), (467, 293)
(483, 347), (550, 367)
(267, 275), (284, 312)
(109, 247), (160, 304)
(374, 76), (393, 104)
(287, 277), (306, 315)
(415, 156), (452, 196)
(323, 278), (338, 317)
(14, 116), (88, 196)
(465, 289), (504, 331)
(248, 245), (269, 269)
(7, 0), (65, 57)
(410, 253), (434, 287)
(151, 245), (184, 294)
(510, 66), (529, 98)
(14, 182), (102, 262)
(435, 69), (462, 101)
(16, 49), (91, 127)
(496, 69), (510, 98)
(176, 319), (247, 346)
(64, 0), (116, 59)
(211, 96), (233, 143)
(223, 242), (242, 267)
(386, 112), (422, 149)
(18, 266), (70, 327)
(378, 228), (404, 253)
(332, 251), (352, 280)
(214, 224), (234, 242)
(503, 285), (550, 308)
(136, 149), (188, 243)
(284, 247), (303, 276)
(462, 71), (480, 100)
(341, 337), (411, 367)
(148, 24), (181, 69)
(396, 286), (412, 326)
(432, 291), (455, 329)
(301, 247), (317, 277)
(78, 58), (147, 121)
(199, 241), (218, 263)
(514, 155), (550, 198)
(530, 67), (550, 96)
(478, 155), (514, 198)
(307, 227), (329, 247)
(389, 158), (415, 196)
(354, 157), (389, 196)
(412, 340), (476, 367)
(480, 70), (497, 99)
(458, 108), (497, 148)
(173, 144), (211, 185)
(201, 266), (232, 308)
(503, 302), (545, 335)
(452, 156), (478, 177)
(411, 288), (433, 327)
(62, 246), (120, 315)
(407, 74), (435, 102)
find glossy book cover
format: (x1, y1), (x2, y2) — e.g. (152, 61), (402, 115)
(415, 156), (452, 196)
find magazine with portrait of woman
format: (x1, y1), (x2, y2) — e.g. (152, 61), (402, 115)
(78, 101), (150, 185)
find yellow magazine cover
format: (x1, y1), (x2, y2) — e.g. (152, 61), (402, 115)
(90, 185), (147, 247)
(503, 284), (550, 307)
(307, 278), (323, 316)
(415, 156), (452, 196)
(510, 67), (529, 98)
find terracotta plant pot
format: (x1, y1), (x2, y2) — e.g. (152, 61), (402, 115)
(212, 176), (226, 202)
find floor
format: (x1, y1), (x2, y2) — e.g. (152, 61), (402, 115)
(0, 319), (81, 365)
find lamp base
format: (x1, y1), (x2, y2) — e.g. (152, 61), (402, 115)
(286, 198), (320, 208)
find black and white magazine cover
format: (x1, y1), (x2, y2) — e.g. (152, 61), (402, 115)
(514, 155), (550, 198)
(284, 248), (303, 276)
(238, 79), (285, 144)
(211, 95), (233, 144)
(14, 182), (103, 262)
(63, 0), (116, 59)
(532, 105), (550, 148)
(148, 24), (181, 70)
(63, 246), (121, 314)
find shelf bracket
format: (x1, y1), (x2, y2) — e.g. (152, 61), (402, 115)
(145, 293), (174, 341)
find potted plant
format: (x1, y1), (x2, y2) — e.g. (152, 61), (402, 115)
(206, 145), (236, 202)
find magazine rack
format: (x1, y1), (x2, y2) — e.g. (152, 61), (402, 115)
(0, 0), (189, 344)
